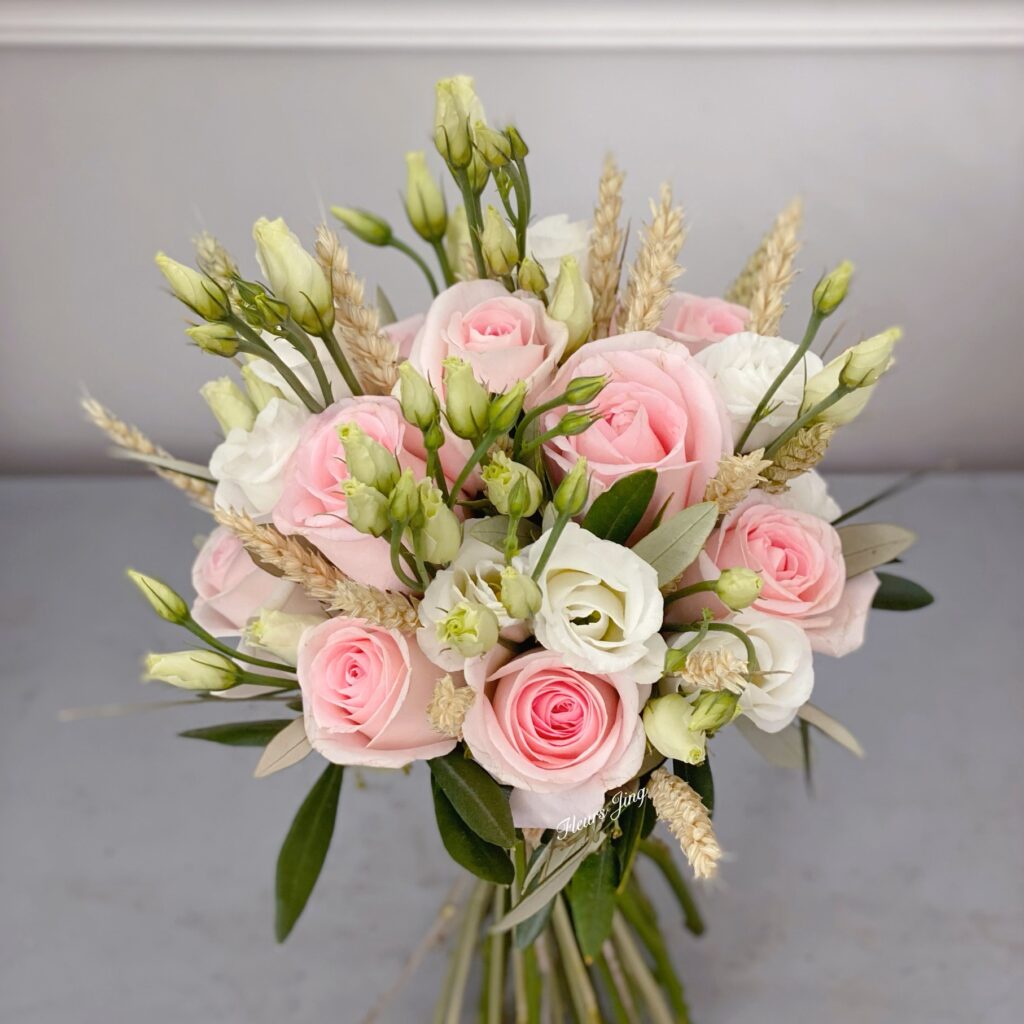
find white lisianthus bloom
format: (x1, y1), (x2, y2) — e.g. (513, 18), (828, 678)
(696, 332), (824, 451)
(246, 335), (352, 407)
(526, 214), (590, 284)
(418, 537), (528, 670)
(668, 610), (814, 733)
(209, 397), (308, 515)
(519, 522), (665, 683)
(765, 469), (842, 522)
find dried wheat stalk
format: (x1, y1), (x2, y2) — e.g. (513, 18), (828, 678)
(81, 396), (214, 508)
(213, 507), (419, 631)
(647, 767), (722, 880)
(744, 199), (803, 335)
(620, 184), (685, 333)
(314, 225), (399, 395)
(724, 197), (803, 309)
(588, 155), (626, 339)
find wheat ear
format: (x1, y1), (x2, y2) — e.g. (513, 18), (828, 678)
(621, 184), (685, 334)
(725, 197), (803, 309)
(588, 155), (626, 339)
(646, 768), (722, 880)
(213, 507), (419, 631)
(743, 199), (804, 335)
(314, 225), (399, 395)
(81, 396), (214, 508)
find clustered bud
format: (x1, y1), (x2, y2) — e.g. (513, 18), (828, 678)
(252, 217), (334, 334)
(144, 650), (238, 691)
(403, 151), (447, 242)
(483, 452), (543, 518)
(553, 458), (590, 516)
(443, 358), (490, 439)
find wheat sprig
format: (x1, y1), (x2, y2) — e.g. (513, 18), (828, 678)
(621, 184), (685, 334)
(744, 199), (804, 335)
(646, 767), (722, 880)
(724, 197), (803, 309)
(81, 396), (214, 508)
(213, 507), (419, 631)
(588, 155), (626, 339)
(314, 225), (399, 395)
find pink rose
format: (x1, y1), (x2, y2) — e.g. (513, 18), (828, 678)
(408, 280), (568, 394)
(298, 617), (456, 768)
(681, 496), (877, 656)
(191, 526), (320, 637)
(384, 312), (425, 361)
(656, 292), (750, 354)
(528, 333), (732, 527)
(273, 395), (427, 589)
(462, 648), (647, 829)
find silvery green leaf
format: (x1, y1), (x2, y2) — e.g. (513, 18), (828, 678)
(735, 717), (805, 769)
(838, 522), (917, 577)
(375, 286), (397, 326)
(798, 703), (864, 758)
(631, 501), (718, 586)
(253, 718), (311, 778)
(466, 516), (538, 552)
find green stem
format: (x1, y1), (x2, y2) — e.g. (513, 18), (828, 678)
(610, 915), (675, 1024)
(389, 525), (424, 592)
(317, 326), (364, 398)
(763, 384), (854, 459)
(229, 317), (322, 413)
(502, 162), (530, 261)
(513, 396), (563, 460)
(487, 887), (507, 1024)
(431, 238), (457, 289)
(434, 881), (492, 1024)
(455, 169), (488, 279)
(279, 318), (334, 406)
(638, 838), (705, 936)
(411, 531), (431, 591)
(390, 237), (439, 297)
(530, 510), (571, 581)
(504, 512), (523, 565)
(830, 468), (930, 526)
(235, 668), (299, 690)
(425, 441), (451, 502)
(662, 579), (718, 607)
(183, 620), (296, 673)
(735, 309), (824, 452)
(519, 422), (572, 457)
(447, 430), (497, 507)
(592, 953), (634, 1024)
(599, 943), (641, 1023)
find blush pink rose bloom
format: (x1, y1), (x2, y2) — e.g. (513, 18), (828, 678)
(462, 648), (647, 829)
(528, 333), (732, 526)
(384, 312), (425, 361)
(273, 395), (429, 590)
(298, 617), (457, 768)
(679, 496), (878, 656)
(407, 280), (568, 394)
(656, 293), (750, 354)
(191, 526), (321, 637)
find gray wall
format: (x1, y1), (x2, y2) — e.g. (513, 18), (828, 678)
(2, 1), (1023, 473)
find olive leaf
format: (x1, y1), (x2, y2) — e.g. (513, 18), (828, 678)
(631, 501), (718, 586)
(838, 522), (917, 578)
(253, 718), (311, 778)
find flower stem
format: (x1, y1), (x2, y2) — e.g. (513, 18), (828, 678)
(763, 383), (854, 459)
(551, 896), (602, 1022)
(182, 619), (296, 673)
(229, 317), (323, 413)
(454, 169), (489, 279)
(390, 237), (439, 297)
(610, 914), (676, 1024)
(530, 510), (572, 581)
(279, 317), (334, 406)
(235, 668), (299, 690)
(447, 430), (497, 507)
(317, 326), (364, 398)
(433, 880), (491, 1024)
(389, 525), (425, 592)
(486, 887), (507, 1024)
(592, 952), (635, 1024)
(431, 238), (457, 289)
(638, 838), (705, 936)
(662, 579), (718, 607)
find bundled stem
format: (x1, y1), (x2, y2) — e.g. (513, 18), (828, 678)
(588, 155), (626, 340)
(745, 198), (803, 335)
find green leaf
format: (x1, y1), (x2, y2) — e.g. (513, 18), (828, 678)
(567, 844), (618, 959)
(513, 898), (554, 950)
(274, 763), (343, 942)
(430, 750), (515, 848)
(872, 572), (934, 611)
(179, 719), (294, 747)
(613, 797), (647, 893)
(466, 515), (539, 552)
(838, 522), (917, 577)
(582, 470), (657, 543)
(631, 501), (719, 586)
(375, 285), (397, 326)
(672, 757), (714, 817)
(431, 778), (514, 885)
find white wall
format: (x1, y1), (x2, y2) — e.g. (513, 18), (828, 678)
(2, 0), (1023, 473)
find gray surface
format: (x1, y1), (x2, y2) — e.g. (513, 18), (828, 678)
(1, 473), (1022, 1023)
(2, 40), (1024, 473)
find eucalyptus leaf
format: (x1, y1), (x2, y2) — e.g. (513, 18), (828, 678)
(673, 757), (715, 817)
(567, 844), (618, 959)
(431, 778), (514, 885)
(838, 522), (917, 578)
(275, 763), (343, 942)
(179, 719), (294, 747)
(631, 501), (719, 586)
(581, 470), (657, 543)
(872, 572), (934, 611)
(253, 718), (312, 778)
(430, 750), (515, 848)
(798, 703), (864, 758)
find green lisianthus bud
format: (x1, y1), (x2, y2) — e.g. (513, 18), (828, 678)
(200, 377), (257, 436)
(337, 423), (401, 494)
(482, 452), (542, 517)
(388, 469), (421, 524)
(240, 361), (284, 411)
(443, 357), (490, 439)
(433, 75), (483, 170)
(466, 151), (490, 194)
(499, 566), (542, 619)
(246, 609), (325, 665)
(812, 260), (854, 317)
(664, 648), (688, 675)
(143, 650), (238, 691)
(398, 361), (440, 430)
(506, 126), (528, 160)
(341, 479), (390, 537)
(715, 568), (763, 612)
(437, 599), (499, 658)
(446, 205), (471, 279)
(839, 327), (902, 388)
(418, 480), (462, 564)
(481, 206), (518, 276)
(186, 322), (238, 357)
(331, 206), (393, 248)
(554, 409), (599, 438)
(688, 691), (740, 734)
(553, 458), (589, 516)
(404, 151), (447, 242)
(548, 256), (594, 356)
(155, 252), (231, 321)
(563, 375), (609, 406)
(642, 693), (707, 765)
(252, 217), (335, 334)
(126, 569), (189, 624)
(473, 122), (512, 168)
(518, 256), (548, 296)
(423, 419), (446, 453)
(488, 381), (527, 434)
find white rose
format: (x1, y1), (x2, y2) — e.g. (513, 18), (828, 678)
(526, 214), (590, 284)
(418, 537), (528, 670)
(668, 610), (813, 733)
(519, 522), (665, 682)
(696, 332), (823, 451)
(209, 397), (308, 515)
(764, 469), (841, 522)
(247, 335), (352, 407)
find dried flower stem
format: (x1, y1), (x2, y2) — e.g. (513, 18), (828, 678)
(646, 767), (722, 880)
(745, 199), (803, 335)
(81, 396), (214, 508)
(314, 225), (399, 395)
(621, 184), (685, 334)
(588, 155), (626, 340)
(213, 508), (419, 631)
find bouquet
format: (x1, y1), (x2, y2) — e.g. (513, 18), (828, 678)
(84, 74), (932, 1022)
